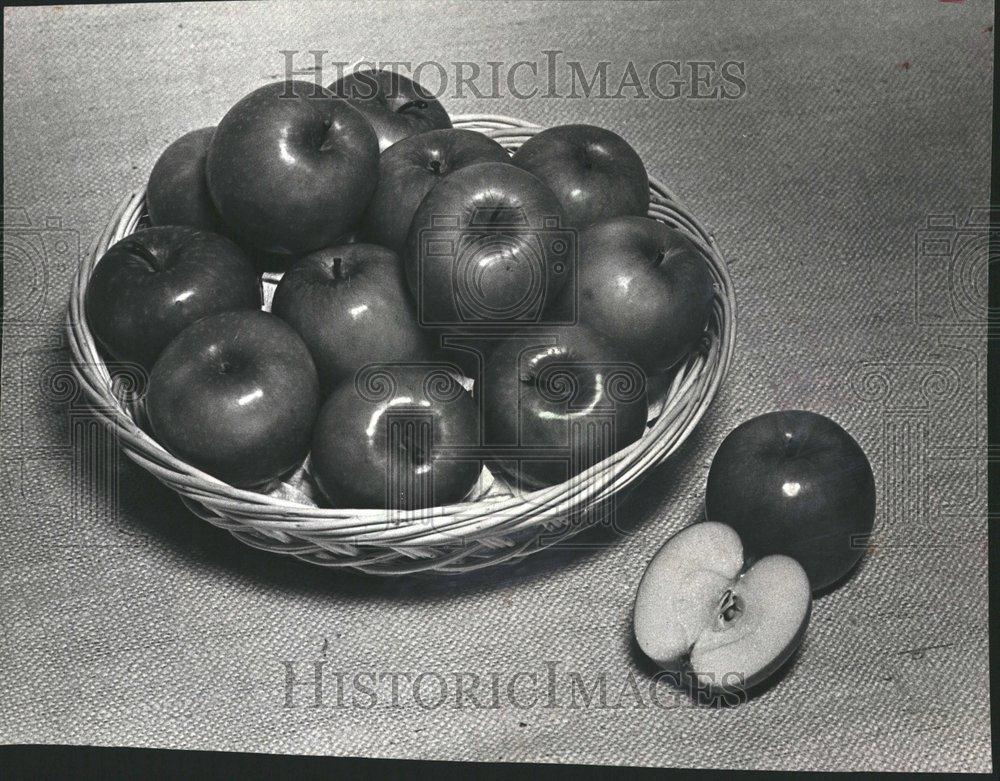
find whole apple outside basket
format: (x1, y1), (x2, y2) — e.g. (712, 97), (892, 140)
(65, 114), (737, 576)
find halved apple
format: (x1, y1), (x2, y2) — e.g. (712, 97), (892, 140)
(633, 521), (812, 694)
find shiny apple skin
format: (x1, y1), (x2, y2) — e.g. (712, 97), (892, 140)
(511, 124), (649, 229)
(705, 410), (877, 592)
(271, 243), (432, 393)
(563, 215), (715, 375)
(146, 127), (223, 232)
(361, 129), (510, 255)
(404, 162), (572, 328)
(328, 69), (452, 152)
(482, 326), (648, 490)
(206, 80), (379, 260)
(84, 226), (262, 370)
(146, 310), (320, 488)
(311, 365), (480, 509)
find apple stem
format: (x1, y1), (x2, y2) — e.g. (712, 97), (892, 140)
(332, 257), (344, 279)
(124, 239), (161, 272)
(653, 250), (666, 267)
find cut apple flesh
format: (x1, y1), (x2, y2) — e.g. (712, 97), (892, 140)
(633, 521), (812, 692)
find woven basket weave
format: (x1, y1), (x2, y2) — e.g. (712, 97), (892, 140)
(65, 114), (736, 575)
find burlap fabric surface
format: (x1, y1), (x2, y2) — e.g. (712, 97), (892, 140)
(1, 1), (993, 772)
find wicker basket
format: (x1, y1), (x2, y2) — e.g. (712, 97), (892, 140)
(65, 114), (736, 575)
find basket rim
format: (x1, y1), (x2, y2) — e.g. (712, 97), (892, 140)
(65, 112), (737, 568)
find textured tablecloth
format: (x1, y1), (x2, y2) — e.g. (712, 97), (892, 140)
(1, 0), (993, 772)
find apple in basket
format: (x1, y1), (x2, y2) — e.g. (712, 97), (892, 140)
(481, 325), (649, 490)
(310, 364), (481, 509)
(271, 243), (434, 394)
(553, 215), (716, 377)
(511, 124), (649, 229)
(145, 310), (320, 488)
(206, 80), (379, 262)
(361, 128), (511, 255)
(84, 226), (261, 369)
(403, 161), (573, 328)
(705, 410), (877, 592)
(328, 68), (452, 152)
(633, 521), (812, 695)
(146, 126), (224, 233)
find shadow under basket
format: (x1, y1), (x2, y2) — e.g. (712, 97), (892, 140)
(65, 114), (737, 576)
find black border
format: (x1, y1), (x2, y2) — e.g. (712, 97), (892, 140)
(1, 745), (990, 780)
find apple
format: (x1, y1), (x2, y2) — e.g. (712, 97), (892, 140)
(206, 80), (379, 261)
(557, 215), (715, 375)
(481, 325), (648, 490)
(310, 364), (480, 509)
(705, 410), (877, 592)
(146, 127), (223, 232)
(361, 128), (511, 255)
(328, 68), (451, 151)
(633, 521), (812, 694)
(145, 310), (319, 488)
(511, 124), (649, 229)
(84, 226), (261, 369)
(251, 230), (364, 276)
(271, 243), (433, 393)
(404, 161), (573, 328)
